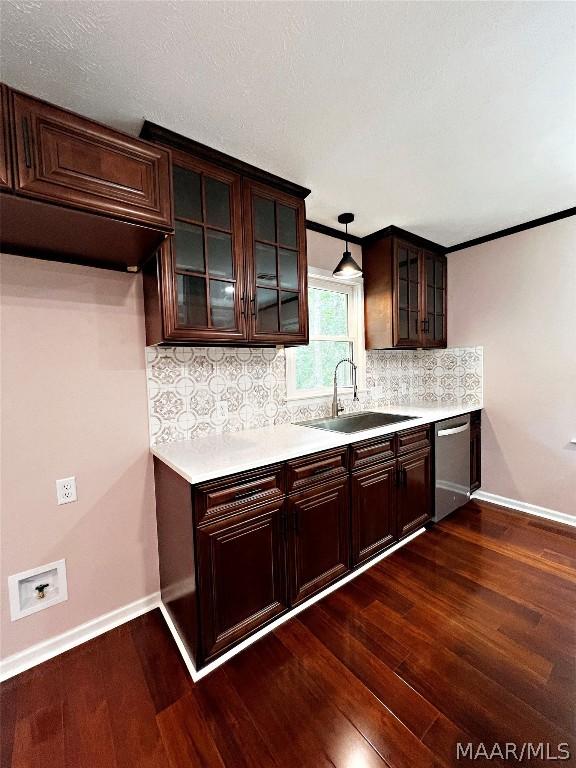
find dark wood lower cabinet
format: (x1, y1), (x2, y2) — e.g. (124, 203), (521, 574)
(351, 460), (396, 565)
(287, 477), (350, 605)
(196, 498), (288, 663)
(155, 420), (450, 671)
(397, 447), (432, 538)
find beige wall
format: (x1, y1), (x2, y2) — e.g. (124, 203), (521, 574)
(1, 254), (159, 659)
(306, 229), (362, 272)
(448, 217), (576, 517)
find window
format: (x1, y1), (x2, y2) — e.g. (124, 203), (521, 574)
(286, 270), (365, 400)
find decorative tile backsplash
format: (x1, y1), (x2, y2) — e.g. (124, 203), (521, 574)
(146, 345), (482, 445)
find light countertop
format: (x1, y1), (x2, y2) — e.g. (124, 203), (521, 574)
(151, 404), (481, 486)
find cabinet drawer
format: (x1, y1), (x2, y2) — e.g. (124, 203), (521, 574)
(11, 91), (172, 228)
(194, 464), (285, 525)
(349, 436), (395, 471)
(395, 424), (431, 456)
(286, 447), (348, 494)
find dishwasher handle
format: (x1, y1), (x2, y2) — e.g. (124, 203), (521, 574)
(437, 422), (470, 437)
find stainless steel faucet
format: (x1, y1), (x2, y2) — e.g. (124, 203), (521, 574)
(331, 358), (359, 417)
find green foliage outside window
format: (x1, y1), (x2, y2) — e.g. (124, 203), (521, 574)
(295, 287), (352, 391)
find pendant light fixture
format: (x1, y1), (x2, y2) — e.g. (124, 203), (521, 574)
(333, 213), (362, 278)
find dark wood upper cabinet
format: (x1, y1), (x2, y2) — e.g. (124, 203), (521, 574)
(396, 446), (432, 538)
(196, 498), (288, 664)
(363, 228), (447, 349)
(286, 476), (350, 606)
(351, 459), (396, 565)
(0, 85), (172, 270)
(0, 84), (11, 189)
(11, 90), (172, 227)
(151, 151), (247, 344)
(244, 180), (308, 345)
(140, 122), (310, 346)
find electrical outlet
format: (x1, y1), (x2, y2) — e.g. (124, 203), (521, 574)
(56, 477), (77, 505)
(214, 401), (228, 422)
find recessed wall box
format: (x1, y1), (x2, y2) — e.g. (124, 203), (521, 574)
(8, 559), (68, 621)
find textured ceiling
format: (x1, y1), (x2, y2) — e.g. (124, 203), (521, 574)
(1, 1), (574, 244)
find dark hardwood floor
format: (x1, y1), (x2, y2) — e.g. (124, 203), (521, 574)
(2, 500), (575, 767)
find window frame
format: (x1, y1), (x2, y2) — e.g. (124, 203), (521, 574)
(285, 267), (366, 402)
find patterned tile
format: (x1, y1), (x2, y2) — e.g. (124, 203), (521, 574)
(146, 345), (483, 445)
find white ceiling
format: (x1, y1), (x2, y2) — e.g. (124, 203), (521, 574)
(1, 1), (575, 245)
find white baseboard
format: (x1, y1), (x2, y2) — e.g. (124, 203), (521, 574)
(162, 526), (426, 683)
(0, 591), (160, 682)
(472, 490), (576, 528)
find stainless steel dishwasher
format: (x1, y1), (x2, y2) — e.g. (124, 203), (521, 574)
(433, 414), (471, 521)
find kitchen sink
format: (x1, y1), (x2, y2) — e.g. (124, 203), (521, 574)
(297, 411), (415, 434)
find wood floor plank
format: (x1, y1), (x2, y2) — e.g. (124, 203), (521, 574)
(276, 618), (443, 768)
(299, 603), (440, 740)
(130, 609), (189, 715)
(192, 666), (280, 768)
(99, 625), (168, 768)
(8, 658), (64, 768)
(61, 638), (117, 768)
(156, 692), (226, 768)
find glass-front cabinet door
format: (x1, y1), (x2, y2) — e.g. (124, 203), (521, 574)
(393, 240), (421, 347)
(244, 180), (308, 345)
(422, 250), (447, 347)
(161, 152), (246, 342)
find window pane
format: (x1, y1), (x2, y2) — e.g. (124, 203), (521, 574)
(427, 285), (434, 313)
(399, 309), (408, 338)
(280, 291), (300, 333)
(209, 280), (235, 328)
(254, 196), (275, 241)
(204, 177), (230, 229)
(399, 279), (408, 307)
(435, 315), (444, 340)
(277, 204), (297, 247)
(207, 231), (233, 278)
(295, 340), (352, 391)
(173, 166), (202, 221)
(176, 274), (207, 326)
(174, 222), (204, 272)
(279, 248), (298, 289)
(255, 243), (277, 285)
(309, 287), (348, 336)
(256, 288), (278, 333)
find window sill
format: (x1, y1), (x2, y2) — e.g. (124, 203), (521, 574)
(285, 388), (369, 404)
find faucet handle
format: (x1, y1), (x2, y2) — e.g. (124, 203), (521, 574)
(337, 399), (345, 414)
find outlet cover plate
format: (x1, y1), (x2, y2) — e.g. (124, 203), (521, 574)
(8, 559), (68, 621)
(56, 477), (77, 505)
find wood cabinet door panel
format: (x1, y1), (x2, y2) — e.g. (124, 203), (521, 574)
(197, 499), (288, 662)
(397, 447), (432, 538)
(287, 477), (350, 605)
(0, 84), (11, 189)
(11, 91), (171, 227)
(351, 460), (396, 566)
(392, 239), (422, 347)
(243, 179), (308, 346)
(158, 150), (247, 343)
(422, 250), (447, 348)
